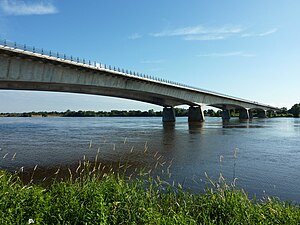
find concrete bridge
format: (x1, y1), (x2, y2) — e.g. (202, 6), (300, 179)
(0, 40), (279, 122)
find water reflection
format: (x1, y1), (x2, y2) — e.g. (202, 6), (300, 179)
(188, 122), (204, 134)
(162, 122), (176, 130)
(222, 118), (265, 128)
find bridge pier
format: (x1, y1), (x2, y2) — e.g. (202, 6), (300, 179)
(239, 108), (250, 119)
(221, 109), (231, 120)
(188, 106), (204, 122)
(249, 110), (253, 119)
(162, 107), (176, 123)
(257, 110), (267, 118)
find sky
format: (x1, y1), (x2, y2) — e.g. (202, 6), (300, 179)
(0, 0), (299, 112)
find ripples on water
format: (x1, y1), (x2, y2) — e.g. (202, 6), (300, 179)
(0, 117), (299, 202)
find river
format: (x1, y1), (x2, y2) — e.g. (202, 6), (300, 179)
(0, 117), (299, 202)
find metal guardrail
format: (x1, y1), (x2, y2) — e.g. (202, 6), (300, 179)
(0, 39), (276, 109)
(0, 40), (184, 85)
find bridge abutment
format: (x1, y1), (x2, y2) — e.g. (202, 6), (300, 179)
(188, 106), (204, 122)
(162, 107), (176, 123)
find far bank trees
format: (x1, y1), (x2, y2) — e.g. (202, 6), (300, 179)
(288, 103), (300, 117)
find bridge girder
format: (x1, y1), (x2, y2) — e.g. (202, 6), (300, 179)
(0, 46), (279, 113)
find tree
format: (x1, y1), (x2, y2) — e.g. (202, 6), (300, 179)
(205, 109), (216, 117)
(148, 109), (155, 116)
(175, 108), (188, 117)
(279, 107), (288, 114)
(288, 103), (300, 117)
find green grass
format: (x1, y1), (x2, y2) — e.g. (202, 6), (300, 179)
(0, 168), (299, 225)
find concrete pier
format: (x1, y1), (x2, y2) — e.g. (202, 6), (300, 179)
(222, 109), (231, 120)
(249, 110), (253, 119)
(162, 107), (176, 122)
(188, 106), (204, 122)
(239, 108), (250, 119)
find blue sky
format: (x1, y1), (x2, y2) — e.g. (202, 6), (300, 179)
(0, 0), (299, 112)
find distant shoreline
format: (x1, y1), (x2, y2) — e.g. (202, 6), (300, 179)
(1, 103), (299, 118)
(0, 109), (295, 118)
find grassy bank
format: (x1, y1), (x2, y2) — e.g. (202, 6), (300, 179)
(0, 169), (299, 224)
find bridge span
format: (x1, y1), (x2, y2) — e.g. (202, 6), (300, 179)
(0, 40), (279, 122)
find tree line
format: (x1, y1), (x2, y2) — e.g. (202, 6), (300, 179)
(278, 103), (300, 117)
(0, 108), (213, 117)
(0, 103), (299, 118)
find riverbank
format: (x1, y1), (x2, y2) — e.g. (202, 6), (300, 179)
(0, 169), (299, 224)
(0, 108), (297, 118)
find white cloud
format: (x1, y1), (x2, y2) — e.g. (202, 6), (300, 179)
(151, 25), (243, 37)
(151, 25), (278, 41)
(128, 33), (142, 40)
(197, 51), (256, 57)
(0, 0), (58, 16)
(258, 28), (278, 36)
(150, 25), (243, 41)
(241, 28), (278, 38)
(184, 35), (225, 41)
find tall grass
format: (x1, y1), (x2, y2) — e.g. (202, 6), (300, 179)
(0, 159), (299, 224)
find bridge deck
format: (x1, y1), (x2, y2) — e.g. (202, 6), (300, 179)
(0, 40), (279, 112)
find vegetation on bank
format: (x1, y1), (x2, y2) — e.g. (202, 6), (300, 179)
(0, 108), (190, 118)
(0, 168), (299, 224)
(281, 103), (300, 117)
(0, 103), (299, 118)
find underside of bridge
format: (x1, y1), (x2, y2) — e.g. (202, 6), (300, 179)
(161, 105), (270, 123)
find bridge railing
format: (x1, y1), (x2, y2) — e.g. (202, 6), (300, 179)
(0, 39), (272, 108)
(0, 39), (181, 83)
